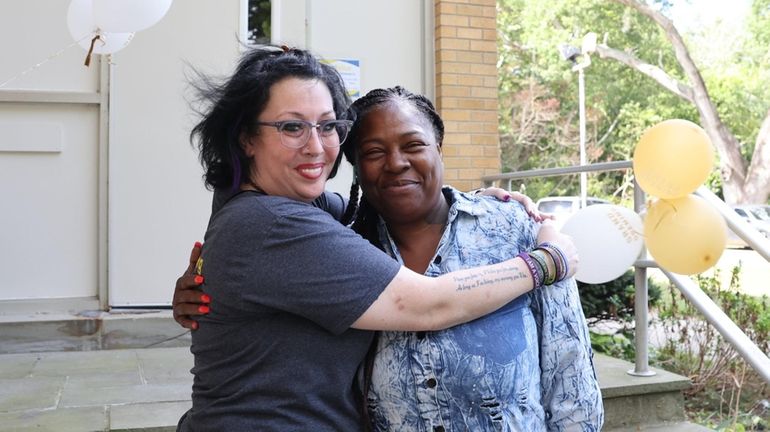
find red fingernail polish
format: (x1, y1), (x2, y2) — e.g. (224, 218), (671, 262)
(191, 322), (198, 330)
(194, 241), (202, 248)
(198, 305), (210, 314)
(194, 275), (204, 284)
(201, 294), (211, 303)
(503, 195), (511, 202)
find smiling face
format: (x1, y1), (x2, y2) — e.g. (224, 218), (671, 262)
(242, 77), (339, 203)
(356, 100), (446, 225)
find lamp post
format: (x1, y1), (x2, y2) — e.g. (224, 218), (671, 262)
(559, 33), (596, 209)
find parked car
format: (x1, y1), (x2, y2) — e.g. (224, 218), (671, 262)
(733, 205), (770, 238)
(535, 196), (612, 229)
(727, 204), (770, 248)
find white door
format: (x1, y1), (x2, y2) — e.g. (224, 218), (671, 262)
(0, 0), (103, 301)
(0, 103), (99, 301)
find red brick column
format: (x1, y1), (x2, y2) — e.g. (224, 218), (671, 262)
(434, 0), (501, 190)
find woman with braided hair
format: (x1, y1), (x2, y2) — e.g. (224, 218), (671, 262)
(340, 86), (603, 431)
(171, 46), (579, 431)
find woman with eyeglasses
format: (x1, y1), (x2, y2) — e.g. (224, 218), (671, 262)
(175, 46), (578, 431)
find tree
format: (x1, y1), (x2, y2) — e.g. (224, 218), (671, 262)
(497, 0), (770, 205)
(597, 0), (770, 205)
(499, 0), (689, 201)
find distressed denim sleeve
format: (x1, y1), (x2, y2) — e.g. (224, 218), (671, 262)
(530, 277), (604, 432)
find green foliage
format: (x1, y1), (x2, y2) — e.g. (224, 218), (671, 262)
(497, 0), (697, 202)
(248, 0), (271, 44)
(497, 0), (770, 204)
(590, 330), (635, 362)
(654, 267), (770, 430)
(578, 270), (662, 363)
(498, 1), (770, 426)
(579, 269), (662, 322)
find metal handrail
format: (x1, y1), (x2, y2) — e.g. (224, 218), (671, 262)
(662, 269), (770, 383)
(695, 187), (770, 262)
(482, 161), (770, 383)
(481, 161), (632, 189)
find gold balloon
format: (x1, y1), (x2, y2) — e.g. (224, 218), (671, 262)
(633, 119), (714, 199)
(644, 195), (726, 275)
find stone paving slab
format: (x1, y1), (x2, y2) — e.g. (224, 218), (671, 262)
(0, 347), (192, 431)
(0, 352), (38, 379)
(0, 347), (697, 431)
(0, 406), (108, 432)
(0, 376), (65, 412)
(110, 401), (191, 431)
(65, 370), (144, 388)
(60, 383), (192, 408)
(32, 349), (141, 377)
(136, 347), (194, 385)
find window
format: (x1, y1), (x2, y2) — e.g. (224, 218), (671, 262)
(248, 0), (271, 45)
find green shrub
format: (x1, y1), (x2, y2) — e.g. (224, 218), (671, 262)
(579, 269), (663, 323)
(654, 266), (770, 431)
(579, 269), (663, 362)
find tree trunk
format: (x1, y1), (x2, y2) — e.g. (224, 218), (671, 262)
(605, 0), (770, 205)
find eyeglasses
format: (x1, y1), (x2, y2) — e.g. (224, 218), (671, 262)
(255, 119), (354, 148)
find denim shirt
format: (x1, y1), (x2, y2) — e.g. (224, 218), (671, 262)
(367, 188), (603, 432)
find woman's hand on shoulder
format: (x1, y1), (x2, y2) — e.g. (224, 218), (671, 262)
(172, 242), (211, 330)
(476, 187), (551, 222)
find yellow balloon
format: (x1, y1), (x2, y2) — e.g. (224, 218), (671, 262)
(644, 195), (726, 275)
(633, 119), (714, 199)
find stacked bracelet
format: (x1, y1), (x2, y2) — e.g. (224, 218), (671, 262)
(517, 252), (544, 289)
(536, 242), (570, 282)
(528, 249), (555, 286)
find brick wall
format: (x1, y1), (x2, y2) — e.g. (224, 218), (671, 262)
(434, 0), (501, 191)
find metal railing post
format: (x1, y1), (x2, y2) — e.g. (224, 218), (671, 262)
(629, 181), (655, 376)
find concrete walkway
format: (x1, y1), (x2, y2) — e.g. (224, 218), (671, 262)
(0, 347), (192, 431)
(0, 347), (700, 431)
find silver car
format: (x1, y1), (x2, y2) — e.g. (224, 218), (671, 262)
(726, 204), (770, 248)
(535, 196), (612, 229)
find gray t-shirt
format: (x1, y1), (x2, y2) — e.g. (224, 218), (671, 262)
(178, 191), (401, 431)
(210, 187), (348, 220)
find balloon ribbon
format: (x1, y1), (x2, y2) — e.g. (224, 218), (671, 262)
(84, 35), (102, 67)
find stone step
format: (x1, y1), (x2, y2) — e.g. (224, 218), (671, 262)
(0, 300), (712, 431)
(0, 299), (190, 354)
(605, 421), (714, 432)
(594, 354), (709, 431)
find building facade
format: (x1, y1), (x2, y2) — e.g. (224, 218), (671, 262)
(0, 0), (500, 307)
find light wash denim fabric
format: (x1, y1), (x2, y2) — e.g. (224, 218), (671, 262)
(367, 188), (603, 432)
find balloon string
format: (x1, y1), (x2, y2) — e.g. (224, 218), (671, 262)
(84, 35), (102, 67)
(650, 200), (679, 232)
(0, 35), (91, 89)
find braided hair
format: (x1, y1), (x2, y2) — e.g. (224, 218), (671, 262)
(189, 45), (351, 193)
(340, 86), (444, 245)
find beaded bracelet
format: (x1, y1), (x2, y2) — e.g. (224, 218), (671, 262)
(539, 244), (566, 281)
(528, 249), (554, 286)
(537, 242), (569, 281)
(537, 246), (563, 282)
(517, 252), (544, 289)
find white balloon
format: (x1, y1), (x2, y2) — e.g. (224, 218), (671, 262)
(560, 204), (644, 284)
(93, 0), (174, 33)
(67, 0), (133, 55)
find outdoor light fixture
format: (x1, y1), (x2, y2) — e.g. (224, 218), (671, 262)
(559, 44), (581, 63)
(558, 32), (597, 209)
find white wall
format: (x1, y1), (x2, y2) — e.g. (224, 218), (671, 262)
(0, 0), (432, 306)
(0, 1), (101, 300)
(108, 0), (241, 305)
